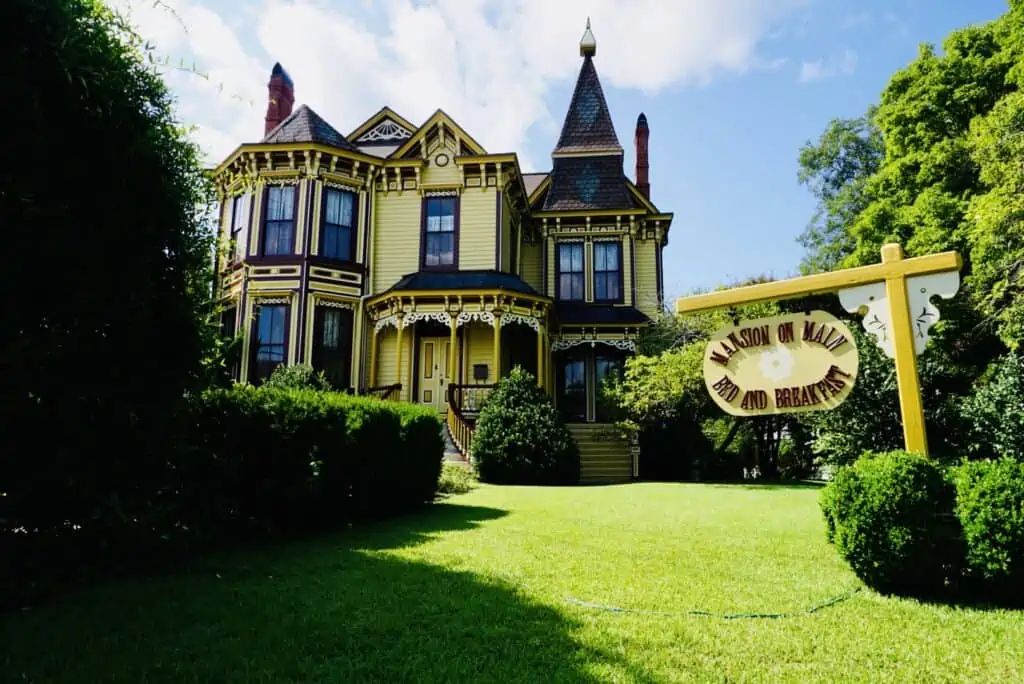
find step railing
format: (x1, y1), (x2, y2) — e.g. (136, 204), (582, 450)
(358, 383), (402, 401)
(444, 383), (497, 460)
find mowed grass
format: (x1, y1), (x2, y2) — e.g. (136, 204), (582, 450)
(3, 483), (1023, 683)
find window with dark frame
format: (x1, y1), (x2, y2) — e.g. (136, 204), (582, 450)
(220, 307), (239, 380)
(312, 306), (353, 389)
(593, 241), (622, 302)
(251, 303), (287, 383)
(262, 185), (295, 256)
(422, 196), (457, 268)
(230, 195), (247, 262)
(321, 187), (356, 261)
(557, 356), (587, 421)
(595, 353), (625, 422)
(557, 242), (585, 301)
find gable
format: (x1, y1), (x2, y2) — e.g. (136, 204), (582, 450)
(355, 118), (414, 143)
(392, 110), (487, 160)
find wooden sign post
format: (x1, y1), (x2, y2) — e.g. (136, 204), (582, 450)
(675, 244), (963, 456)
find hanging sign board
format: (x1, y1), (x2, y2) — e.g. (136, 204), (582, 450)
(702, 310), (858, 416)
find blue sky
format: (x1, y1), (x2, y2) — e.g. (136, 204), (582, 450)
(117, 0), (1011, 301)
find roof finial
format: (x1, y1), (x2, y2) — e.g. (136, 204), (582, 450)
(580, 17), (597, 58)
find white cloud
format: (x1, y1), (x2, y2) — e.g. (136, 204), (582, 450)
(798, 48), (857, 84)
(109, 0), (808, 170)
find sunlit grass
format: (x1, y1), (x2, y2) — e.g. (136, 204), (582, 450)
(3, 483), (1022, 682)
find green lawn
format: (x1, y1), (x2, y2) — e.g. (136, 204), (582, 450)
(3, 483), (1023, 683)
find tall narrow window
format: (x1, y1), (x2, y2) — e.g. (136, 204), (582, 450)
(593, 241), (622, 302)
(422, 196), (457, 268)
(312, 306), (353, 389)
(262, 185), (295, 256)
(557, 242), (585, 301)
(251, 303), (288, 383)
(321, 188), (356, 261)
(557, 357), (587, 421)
(230, 194), (248, 262)
(595, 354), (625, 422)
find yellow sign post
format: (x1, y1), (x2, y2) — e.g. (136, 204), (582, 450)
(675, 244), (963, 456)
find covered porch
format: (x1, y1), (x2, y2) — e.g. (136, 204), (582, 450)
(364, 274), (553, 412)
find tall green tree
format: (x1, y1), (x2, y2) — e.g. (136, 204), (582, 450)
(0, 0), (216, 533)
(797, 111), (884, 274)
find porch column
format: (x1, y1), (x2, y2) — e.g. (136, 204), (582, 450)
(368, 325), (379, 387)
(492, 313), (502, 383)
(536, 323), (545, 390)
(448, 316), (458, 394)
(396, 315), (405, 397)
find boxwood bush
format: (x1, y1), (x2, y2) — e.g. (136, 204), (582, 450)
(951, 458), (1024, 601)
(472, 368), (580, 485)
(820, 450), (961, 596)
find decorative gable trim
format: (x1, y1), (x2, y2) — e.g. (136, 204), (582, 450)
(346, 107), (418, 142)
(356, 119), (413, 143)
(391, 110), (487, 160)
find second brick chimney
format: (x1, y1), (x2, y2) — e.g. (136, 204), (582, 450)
(264, 63), (295, 136)
(634, 112), (650, 200)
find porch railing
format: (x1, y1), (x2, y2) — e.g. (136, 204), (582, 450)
(445, 384), (497, 460)
(447, 383), (497, 416)
(358, 383), (402, 401)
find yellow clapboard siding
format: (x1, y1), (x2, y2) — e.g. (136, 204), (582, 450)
(546, 239), (556, 299)
(421, 150), (461, 186)
(520, 241), (543, 293)
(633, 238), (660, 319)
(375, 327), (414, 401)
(373, 190), (421, 293)
(459, 189), (496, 270)
(500, 194), (512, 272)
(463, 322), (496, 383)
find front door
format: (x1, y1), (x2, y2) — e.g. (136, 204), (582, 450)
(418, 337), (450, 412)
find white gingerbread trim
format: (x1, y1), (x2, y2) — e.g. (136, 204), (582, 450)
(456, 310), (496, 327)
(253, 296), (291, 305)
(500, 313), (541, 332)
(356, 119), (413, 142)
(317, 298), (357, 310)
(551, 338), (636, 352)
(402, 311), (452, 328)
(374, 314), (400, 333)
(322, 178), (361, 192)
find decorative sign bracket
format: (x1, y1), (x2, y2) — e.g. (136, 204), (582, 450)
(676, 243), (963, 456)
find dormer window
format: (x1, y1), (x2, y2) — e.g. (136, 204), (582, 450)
(262, 185), (296, 256)
(321, 187), (356, 261)
(422, 195), (458, 269)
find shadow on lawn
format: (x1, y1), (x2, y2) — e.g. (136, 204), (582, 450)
(1, 502), (658, 684)
(701, 480), (826, 491)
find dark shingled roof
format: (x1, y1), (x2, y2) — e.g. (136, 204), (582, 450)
(555, 303), (650, 325)
(261, 105), (358, 151)
(553, 56), (622, 155)
(542, 156), (633, 211)
(385, 270), (542, 296)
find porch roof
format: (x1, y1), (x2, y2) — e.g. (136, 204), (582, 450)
(383, 270), (544, 297)
(554, 302), (650, 325)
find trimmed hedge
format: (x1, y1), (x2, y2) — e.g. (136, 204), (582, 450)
(952, 458), (1024, 600)
(180, 386), (444, 533)
(820, 451), (960, 596)
(2, 386), (443, 608)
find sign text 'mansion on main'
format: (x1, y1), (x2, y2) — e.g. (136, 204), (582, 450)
(701, 311), (859, 417)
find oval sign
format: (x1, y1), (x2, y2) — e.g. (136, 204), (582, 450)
(702, 310), (859, 416)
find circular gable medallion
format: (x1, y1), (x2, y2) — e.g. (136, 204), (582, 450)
(435, 152), (450, 167)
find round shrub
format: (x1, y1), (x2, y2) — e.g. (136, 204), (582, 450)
(820, 450), (960, 596)
(262, 364), (334, 391)
(472, 368), (580, 485)
(952, 458), (1024, 600)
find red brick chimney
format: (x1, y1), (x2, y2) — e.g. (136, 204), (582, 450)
(634, 112), (650, 200)
(264, 63), (295, 135)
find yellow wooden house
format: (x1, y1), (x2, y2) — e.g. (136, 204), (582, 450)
(211, 23), (673, 482)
